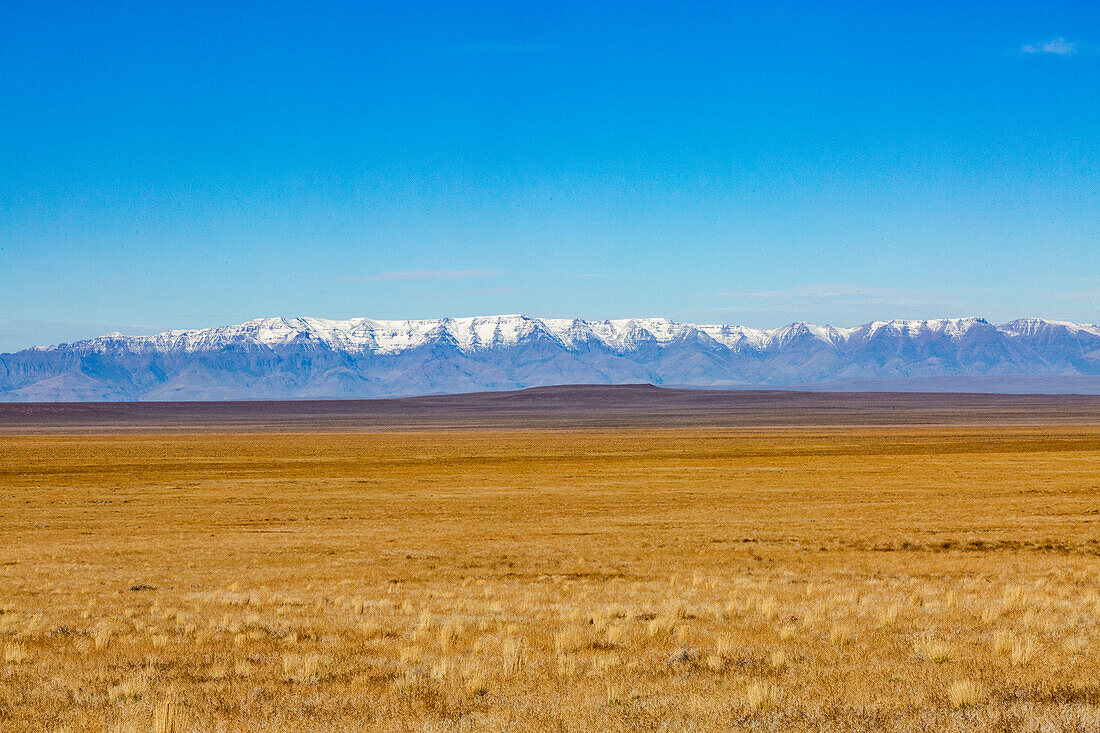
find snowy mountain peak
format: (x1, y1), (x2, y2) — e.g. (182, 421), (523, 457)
(1002, 318), (1100, 338)
(45, 314), (1097, 355)
(860, 317), (990, 339)
(4, 315), (1099, 401)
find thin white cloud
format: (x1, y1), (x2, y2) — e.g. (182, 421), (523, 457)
(343, 270), (501, 282)
(459, 287), (520, 296)
(718, 283), (951, 308)
(1022, 38), (1078, 55)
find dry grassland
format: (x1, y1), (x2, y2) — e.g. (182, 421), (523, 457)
(2, 426), (1100, 731)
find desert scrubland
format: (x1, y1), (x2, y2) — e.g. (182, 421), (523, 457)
(3, 391), (1100, 731)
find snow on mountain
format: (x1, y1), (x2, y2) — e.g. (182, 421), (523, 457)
(2, 315), (1099, 401)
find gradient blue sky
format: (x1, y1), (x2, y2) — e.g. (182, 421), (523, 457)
(2, 1), (1098, 351)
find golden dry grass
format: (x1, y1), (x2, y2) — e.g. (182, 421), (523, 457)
(2, 426), (1100, 731)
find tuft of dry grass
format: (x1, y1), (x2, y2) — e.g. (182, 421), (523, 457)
(1010, 637), (1035, 667)
(745, 681), (778, 713)
(152, 699), (183, 733)
(464, 670), (489, 697)
(282, 653), (327, 683)
(107, 674), (149, 702)
(93, 628), (112, 651)
(501, 636), (527, 675)
(914, 636), (952, 664)
(949, 679), (985, 709)
(829, 624), (852, 646)
(993, 630), (1015, 657)
(878, 603), (900, 627)
(4, 642), (30, 664)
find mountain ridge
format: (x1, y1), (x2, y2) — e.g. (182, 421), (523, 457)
(3, 314), (1100, 401)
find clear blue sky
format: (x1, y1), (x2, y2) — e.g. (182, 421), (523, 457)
(2, 1), (1098, 351)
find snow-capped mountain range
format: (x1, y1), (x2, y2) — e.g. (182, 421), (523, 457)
(2, 314), (1099, 401)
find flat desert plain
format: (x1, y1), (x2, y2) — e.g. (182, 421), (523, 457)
(2, 387), (1100, 732)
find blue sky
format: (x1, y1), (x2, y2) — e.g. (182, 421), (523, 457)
(1, 1), (1098, 351)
